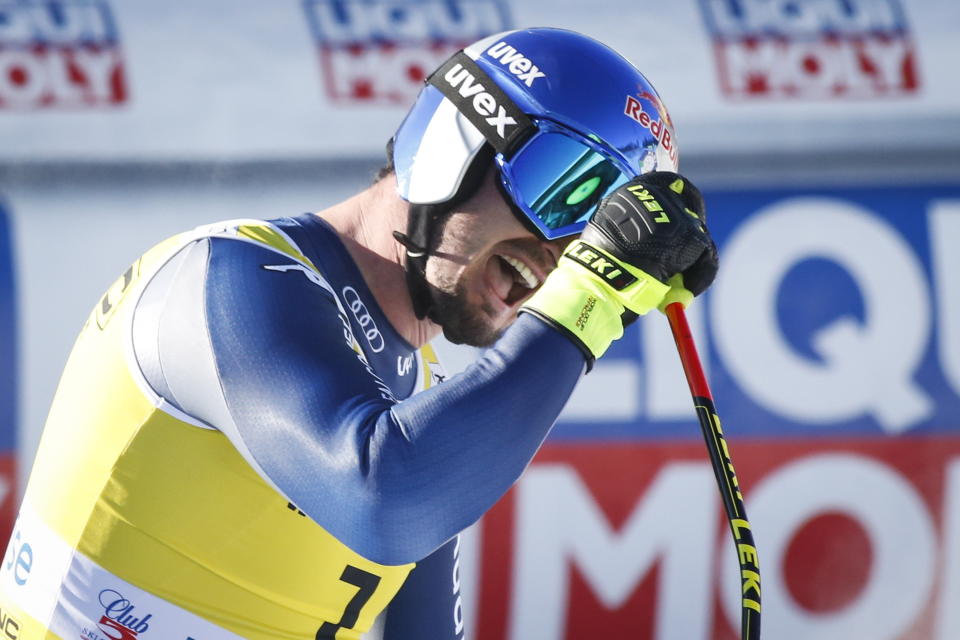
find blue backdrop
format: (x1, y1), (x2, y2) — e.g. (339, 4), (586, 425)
(552, 182), (960, 441)
(0, 199), (14, 454)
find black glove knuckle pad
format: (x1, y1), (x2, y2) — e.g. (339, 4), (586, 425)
(584, 171), (717, 288)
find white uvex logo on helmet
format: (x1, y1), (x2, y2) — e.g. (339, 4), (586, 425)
(485, 41), (546, 87)
(443, 63), (518, 138)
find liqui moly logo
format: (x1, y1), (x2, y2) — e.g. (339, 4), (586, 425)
(94, 589), (152, 640)
(0, 0), (128, 109)
(623, 90), (678, 167)
(699, 0), (919, 99)
(303, 0), (510, 103)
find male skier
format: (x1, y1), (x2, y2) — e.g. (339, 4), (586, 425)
(1, 28), (717, 640)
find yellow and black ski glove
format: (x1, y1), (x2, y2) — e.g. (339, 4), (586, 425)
(520, 171), (718, 365)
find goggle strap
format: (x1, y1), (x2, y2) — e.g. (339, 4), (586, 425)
(427, 51), (536, 155)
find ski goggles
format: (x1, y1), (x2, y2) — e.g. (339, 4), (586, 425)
(425, 51), (638, 241)
(495, 119), (636, 240)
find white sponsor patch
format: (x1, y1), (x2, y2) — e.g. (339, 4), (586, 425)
(485, 41), (546, 87)
(442, 63), (518, 138)
(1, 502), (242, 639)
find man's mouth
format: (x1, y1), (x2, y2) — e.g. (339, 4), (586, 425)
(500, 255), (540, 289)
(489, 254), (543, 307)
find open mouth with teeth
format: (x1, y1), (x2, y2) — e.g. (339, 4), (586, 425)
(486, 253), (542, 307)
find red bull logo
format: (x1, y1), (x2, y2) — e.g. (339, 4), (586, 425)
(623, 91), (678, 167)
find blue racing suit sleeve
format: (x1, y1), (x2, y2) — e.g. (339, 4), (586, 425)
(151, 235), (585, 566)
(383, 536), (465, 639)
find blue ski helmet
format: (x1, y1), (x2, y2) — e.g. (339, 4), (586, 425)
(391, 27), (679, 242)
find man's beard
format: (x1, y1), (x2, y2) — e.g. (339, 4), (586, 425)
(426, 279), (506, 347)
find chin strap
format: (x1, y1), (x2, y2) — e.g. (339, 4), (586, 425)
(393, 203), (449, 320)
(387, 130), (497, 321)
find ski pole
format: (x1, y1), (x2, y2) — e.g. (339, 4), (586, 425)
(664, 302), (761, 640)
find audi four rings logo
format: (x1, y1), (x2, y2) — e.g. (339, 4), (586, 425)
(342, 287), (385, 353)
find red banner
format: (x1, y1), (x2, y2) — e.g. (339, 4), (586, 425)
(477, 438), (960, 639)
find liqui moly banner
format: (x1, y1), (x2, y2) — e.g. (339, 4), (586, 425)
(473, 183), (960, 640)
(3, 0), (957, 160)
(0, 201), (16, 550)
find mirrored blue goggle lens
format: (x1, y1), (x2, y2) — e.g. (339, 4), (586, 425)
(508, 132), (630, 237)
